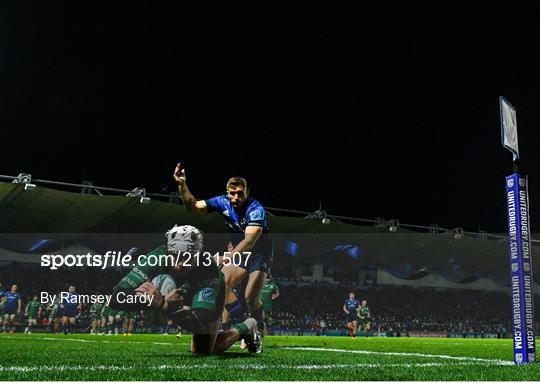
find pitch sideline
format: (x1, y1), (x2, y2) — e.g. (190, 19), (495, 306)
(284, 346), (514, 365)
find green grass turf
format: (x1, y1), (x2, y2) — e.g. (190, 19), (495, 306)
(0, 333), (538, 381)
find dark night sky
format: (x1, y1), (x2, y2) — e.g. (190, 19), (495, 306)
(1, 2), (540, 233)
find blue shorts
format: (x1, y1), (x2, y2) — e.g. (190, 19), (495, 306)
(238, 246), (273, 274)
(55, 308), (64, 318)
(346, 313), (358, 323)
(4, 306), (16, 316)
(63, 307), (77, 318)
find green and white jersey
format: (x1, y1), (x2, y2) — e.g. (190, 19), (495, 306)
(117, 245), (223, 312)
(358, 306), (370, 321)
(101, 305), (111, 319)
(90, 303), (104, 319)
(260, 280), (279, 311)
(108, 308), (121, 318)
(123, 310), (137, 319)
(27, 299), (41, 319)
(48, 297), (60, 319)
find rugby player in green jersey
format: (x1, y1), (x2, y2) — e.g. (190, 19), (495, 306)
(123, 310), (137, 336)
(109, 225), (261, 354)
(99, 303), (111, 335)
(24, 295), (41, 334)
(259, 277), (279, 335)
(46, 292), (62, 333)
(107, 308), (123, 335)
(357, 300), (371, 338)
(90, 302), (103, 335)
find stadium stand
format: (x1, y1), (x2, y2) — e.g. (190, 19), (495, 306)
(1, 182), (539, 337)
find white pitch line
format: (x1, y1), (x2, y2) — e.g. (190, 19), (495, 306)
(283, 347), (514, 366)
(4, 336), (173, 346)
(0, 361), (511, 374)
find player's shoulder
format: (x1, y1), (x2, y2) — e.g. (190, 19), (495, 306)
(147, 244), (167, 256)
(246, 197), (265, 211)
(208, 194), (229, 206)
(245, 198), (267, 221)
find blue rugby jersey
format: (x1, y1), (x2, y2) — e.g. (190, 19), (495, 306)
(205, 195), (272, 249)
(344, 298), (360, 313)
(4, 291), (21, 309)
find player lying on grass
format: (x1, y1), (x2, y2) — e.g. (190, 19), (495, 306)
(174, 163), (274, 346)
(109, 224), (261, 354)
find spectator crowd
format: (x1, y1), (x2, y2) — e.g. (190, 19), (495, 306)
(1, 262), (533, 336)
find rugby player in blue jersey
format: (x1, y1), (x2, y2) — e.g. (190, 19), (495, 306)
(60, 285), (80, 335)
(174, 163), (273, 351)
(3, 284), (21, 333)
(343, 292), (360, 338)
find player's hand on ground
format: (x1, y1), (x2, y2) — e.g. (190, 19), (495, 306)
(135, 282), (164, 311)
(173, 163), (186, 184)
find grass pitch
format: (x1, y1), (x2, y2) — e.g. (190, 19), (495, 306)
(0, 333), (538, 381)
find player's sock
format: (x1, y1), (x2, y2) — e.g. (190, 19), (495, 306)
(250, 306), (265, 333)
(251, 306), (264, 322)
(24, 327), (28, 334)
(233, 317), (256, 338)
(62, 323), (67, 335)
(225, 301), (247, 325)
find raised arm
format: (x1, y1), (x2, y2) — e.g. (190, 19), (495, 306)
(173, 163), (208, 213)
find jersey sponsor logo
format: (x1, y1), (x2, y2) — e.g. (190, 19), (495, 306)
(222, 210), (230, 217)
(132, 267), (149, 281)
(198, 288), (215, 303)
(249, 209), (263, 221)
